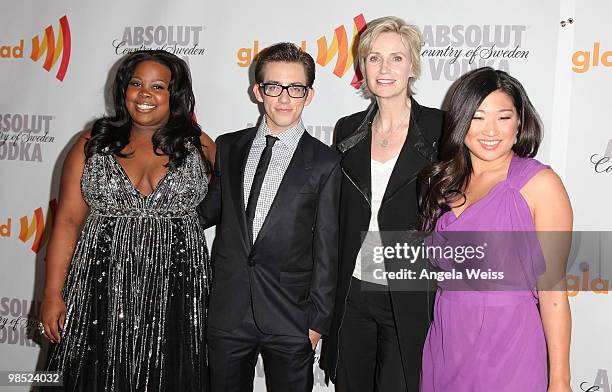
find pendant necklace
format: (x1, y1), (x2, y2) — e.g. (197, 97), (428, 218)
(373, 108), (411, 148)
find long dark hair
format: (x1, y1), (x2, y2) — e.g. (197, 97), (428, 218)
(420, 67), (542, 230)
(85, 50), (207, 170)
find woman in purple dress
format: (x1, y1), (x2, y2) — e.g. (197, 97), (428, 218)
(419, 67), (572, 392)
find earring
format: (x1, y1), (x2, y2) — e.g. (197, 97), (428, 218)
(513, 133), (518, 145)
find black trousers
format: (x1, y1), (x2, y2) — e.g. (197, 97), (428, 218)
(208, 306), (315, 392)
(335, 277), (407, 392)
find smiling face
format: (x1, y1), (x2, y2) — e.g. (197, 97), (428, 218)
(125, 60), (172, 131)
(252, 61), (314, 134)
(464, 89), (520, 163)
(364, 32), (414, 100)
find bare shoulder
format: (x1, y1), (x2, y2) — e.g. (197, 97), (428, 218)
(59, 129), (92, 185)
(81, 129), (93, 140)
(521, 168), (573, 230)
(199, 130), (214, 146)
(65, 130), (91, 162)
(522, 168), (566, 196)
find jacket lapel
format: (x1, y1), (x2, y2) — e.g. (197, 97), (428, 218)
(338, 103), (376, 206)
(381, 99), (436, 205)
(335, 99), (437, 207)
(252, 132), (314, 248)
(229, 128), (256, 251)
(341, 130), (372, 205)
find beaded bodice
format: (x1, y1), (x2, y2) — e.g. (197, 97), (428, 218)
(81, 145), (208, 218)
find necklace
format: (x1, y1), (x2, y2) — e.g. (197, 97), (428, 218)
(372, 108), (411, 148)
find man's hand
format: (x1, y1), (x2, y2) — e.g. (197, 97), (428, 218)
(308, 329), (321, 351)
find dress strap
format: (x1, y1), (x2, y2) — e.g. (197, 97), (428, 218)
(507, 155), (551, 190)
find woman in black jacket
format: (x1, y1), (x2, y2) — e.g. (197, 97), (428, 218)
(320, 16), (442, 391)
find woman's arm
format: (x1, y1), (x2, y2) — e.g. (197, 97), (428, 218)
(40, 131), (90, 343)
(200, 131), (216, 169)
(196, 134), (222, 229)
(522, 169), (573, 391)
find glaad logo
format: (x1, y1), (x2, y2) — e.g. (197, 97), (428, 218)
(0, 200), (57, 254)
(237, 14), (367, 88)
(572, 42), (611, 73)
(0, 113), (55, 162)
(315, 14), (367, 87)
(112, 25), (206, 57)
(0, 15), (71, 81)
(420, 25), (529, 81)
(566, 263), (609, 297)
(589, 139), (612, 174)
(30, 15), (71, 81)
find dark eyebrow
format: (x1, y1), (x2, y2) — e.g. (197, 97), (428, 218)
(474, 108), (515, 113)
(129, 76), (168, 84)
(263, 81), (306, 86)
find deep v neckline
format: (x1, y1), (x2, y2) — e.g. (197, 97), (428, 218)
(451, 154), (515, 220)
(110, 154), (171, 198)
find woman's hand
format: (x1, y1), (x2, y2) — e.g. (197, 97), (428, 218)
(41, 131), (90, 344)
(308, 329), (321, 351)
(40, 294), (66, 343)
(40, 294), (67, 343)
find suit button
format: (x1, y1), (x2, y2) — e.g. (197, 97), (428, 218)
(248, 260), (256, 267)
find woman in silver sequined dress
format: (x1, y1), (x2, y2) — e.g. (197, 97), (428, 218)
(40, 50), (215, 391)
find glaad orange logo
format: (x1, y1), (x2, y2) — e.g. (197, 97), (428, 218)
(0, 15), (71, 81)
(566, 263), (609, 297)
(315, 14), (367, 87)
(572, 42), (611, 73)
(0, 200), (57, 254)
(237, 14), (366, 88)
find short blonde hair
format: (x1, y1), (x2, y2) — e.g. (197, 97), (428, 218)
(357, 16), (422, 98)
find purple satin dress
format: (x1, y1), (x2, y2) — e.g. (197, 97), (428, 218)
(421, 155), (550, 392)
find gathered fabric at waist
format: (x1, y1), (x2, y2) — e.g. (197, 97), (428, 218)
(90, 207), (198, 219)
(437, 288), (538, 306)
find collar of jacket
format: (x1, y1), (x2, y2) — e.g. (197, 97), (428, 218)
(336, 97), (436, 163)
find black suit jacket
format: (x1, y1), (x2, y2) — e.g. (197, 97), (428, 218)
(199, 126), (341, 337)
(320, 98), (443, 388)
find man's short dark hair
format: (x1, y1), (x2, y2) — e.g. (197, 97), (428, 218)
(254, 42), (316, 87)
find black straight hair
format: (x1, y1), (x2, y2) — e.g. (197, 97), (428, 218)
(420, 67), (542, 230)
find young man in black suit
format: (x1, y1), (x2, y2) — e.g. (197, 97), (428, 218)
(199, 42), (341, 392)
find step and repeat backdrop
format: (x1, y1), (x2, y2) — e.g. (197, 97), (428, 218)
(0, 0), (610, 390)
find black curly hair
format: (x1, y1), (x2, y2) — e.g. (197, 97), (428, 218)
(85, 49), (208, 171)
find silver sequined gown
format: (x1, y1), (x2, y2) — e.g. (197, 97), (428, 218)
(46, 144), (210, 391)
